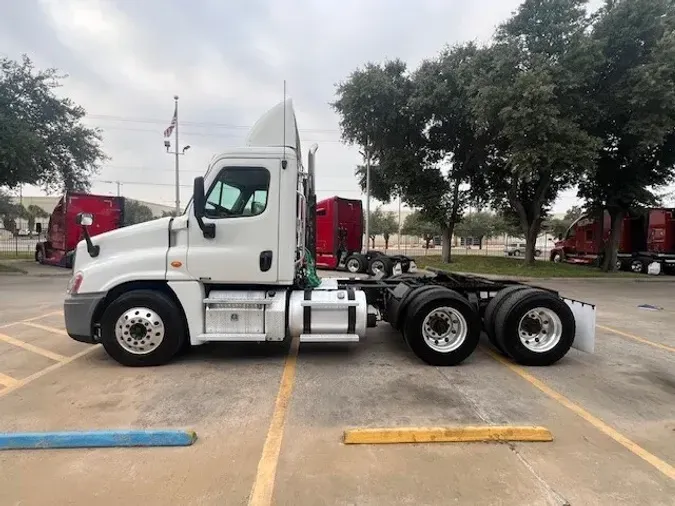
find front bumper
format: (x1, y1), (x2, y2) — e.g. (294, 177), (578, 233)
(64, 292), (106, 344)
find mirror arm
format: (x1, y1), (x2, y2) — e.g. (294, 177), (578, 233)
(82, 226), (100, 257)
(195, 216), (215, 239)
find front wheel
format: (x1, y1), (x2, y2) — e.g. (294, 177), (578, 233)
(100, 289), (186, 366)
(551, 252), (563, 263)
(35, 248), (44, 264)
(630, 258), (647, 274)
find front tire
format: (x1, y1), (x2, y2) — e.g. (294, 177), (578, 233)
(403, 291), (480, 366)
(551, 252), (563, 263)
(630, 258), (647, 274)
(494, 289), (575, 366)
(100, 290), (186, 367)
(35, 248), (44, 264)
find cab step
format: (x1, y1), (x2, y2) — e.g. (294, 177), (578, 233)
(300, 334), (359, 343)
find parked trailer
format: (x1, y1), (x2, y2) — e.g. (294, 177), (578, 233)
(314, 196), (414, 276)
(36, 192), (125, 268)
(550, 208), (675, 273)
(63, 99), (595, 368)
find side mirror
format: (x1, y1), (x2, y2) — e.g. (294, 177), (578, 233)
(193, 176), (215, 239)
(76, 212), (99, 258)
(35, 223), (42, 234)
(76, 212), (94, 227)
(193, 177), (206, 219)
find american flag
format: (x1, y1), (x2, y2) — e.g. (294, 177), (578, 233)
(164, 104), (177, 138)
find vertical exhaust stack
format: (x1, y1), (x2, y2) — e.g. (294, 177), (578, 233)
(307, 144), (319, 260)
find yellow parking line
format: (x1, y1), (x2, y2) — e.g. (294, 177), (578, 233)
(485, 349), (675, 481)
(21, 321), (68, 336)
(343, 426), (553, 444)
(0, 345), (100, 399)
(0, 332), (67, 363)
(0, 372), (19, 388)
(247, 337), (299, 506)
(0, 310), (63, 330)
(597, 324), (675, 353)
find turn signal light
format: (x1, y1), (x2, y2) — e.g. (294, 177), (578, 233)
(67, 272), (84, 295)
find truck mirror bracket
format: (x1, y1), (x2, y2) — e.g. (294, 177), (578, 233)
(82, 227), (100, 257)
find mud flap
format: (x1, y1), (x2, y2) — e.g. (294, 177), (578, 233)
(563, 298), (596, 353)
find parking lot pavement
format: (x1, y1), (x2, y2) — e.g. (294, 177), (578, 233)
(0, 274), (673, 505)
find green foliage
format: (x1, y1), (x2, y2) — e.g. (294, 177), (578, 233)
(470, 0), (599, 264)
(161, 210), (180, 218)
(23, 204), (49, 237)
(124, 200), (154, 226)
(0, 55), (106, 192)
(454, 212), (502, 246)
(368, 206), (398, 248)
(577, 0), (675, 270)
(564, 205), (584, 221)
(401, 211), (440, 248)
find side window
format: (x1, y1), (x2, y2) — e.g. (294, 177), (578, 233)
(204, 167), (270, 219)
(585, 229), (593, 241)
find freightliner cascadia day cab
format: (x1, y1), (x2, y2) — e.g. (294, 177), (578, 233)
(64, 99), (596, 367)
(314, 196), (415, 276)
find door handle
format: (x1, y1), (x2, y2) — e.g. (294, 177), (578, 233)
(260, 251), (273, 272)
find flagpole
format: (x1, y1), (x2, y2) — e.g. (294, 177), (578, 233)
(173, 95), (180, 215)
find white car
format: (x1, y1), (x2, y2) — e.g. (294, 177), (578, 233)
(504, 243), (542, 257)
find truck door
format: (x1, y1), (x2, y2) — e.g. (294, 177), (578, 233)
(186, 160), (280, 283)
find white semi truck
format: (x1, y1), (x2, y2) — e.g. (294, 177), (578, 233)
(64, 99), (596, 367)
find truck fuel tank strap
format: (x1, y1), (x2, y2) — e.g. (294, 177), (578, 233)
(347, 287), (356, 333)
(303, 289), (311, 334)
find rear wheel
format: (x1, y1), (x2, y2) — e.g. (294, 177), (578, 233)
(403, 291), (480, 366)
(368, 255), (394, 277)
(630, 258), (647, 274)
(483, 285), (531, 354)
(345, 254), (367, 274)
(100, 290), (186, 367)
(494, 289), (575, 366)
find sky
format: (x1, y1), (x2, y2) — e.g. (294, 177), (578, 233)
(0, 0), (616, 215)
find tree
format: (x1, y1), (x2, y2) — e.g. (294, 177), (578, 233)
(401, 211), (440, 249)
(123, 200), (154, 226)
(0, 55), (106, 192)
(161, 210), (180, 218)
(369, 206), (397, 249)
(578, 0), (675, 271)
(0, 190), (21, 234)
(564, 205), (584, 222)
(333, 47), (486, 264)
(23, 204), (49, 237)
(454, 211), (500, 249)
(470, 0), (600, 265)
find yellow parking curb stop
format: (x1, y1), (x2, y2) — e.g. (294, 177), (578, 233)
(343, 425), (553, 444)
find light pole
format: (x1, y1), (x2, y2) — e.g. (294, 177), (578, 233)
(164, 95), (190, 215)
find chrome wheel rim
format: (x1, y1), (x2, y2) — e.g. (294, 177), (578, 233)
(615, 260), (623, 271)
(371, 260), (385, 274)
(518, 307), (562, 353)
(422, 307), (467, 353)
(115, 307), (165, 355)
(553, 254), (562, 263)
(631, 261), (643, 273)
(346, 258), (361, 273)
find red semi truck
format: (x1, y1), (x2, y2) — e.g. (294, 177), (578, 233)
(314, 196), (415, 276)
(550, 208), (675, 273)
(35, 192), (125, 268)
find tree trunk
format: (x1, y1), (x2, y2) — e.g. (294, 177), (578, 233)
(384, 234), (389, 250)
(370, 236), (375, 249)
(478, 236), (483, 250)
(441, 225), (454, 263)
(524, 224), (539, 265)
(601, 208), (625, 272)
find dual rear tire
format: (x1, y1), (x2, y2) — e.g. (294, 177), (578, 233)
(484, 287), (575, 365)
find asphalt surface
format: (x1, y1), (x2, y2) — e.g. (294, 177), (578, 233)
(0, 271), (673, 505)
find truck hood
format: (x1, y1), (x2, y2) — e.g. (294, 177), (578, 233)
(73, 217), (172, 293)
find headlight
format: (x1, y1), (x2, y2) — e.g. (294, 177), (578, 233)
(67, 271), (84, 295)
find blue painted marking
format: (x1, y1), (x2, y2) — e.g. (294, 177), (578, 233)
(0, 429), (197, 450)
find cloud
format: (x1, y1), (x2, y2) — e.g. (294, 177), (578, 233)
(0, 0), (617, 213)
